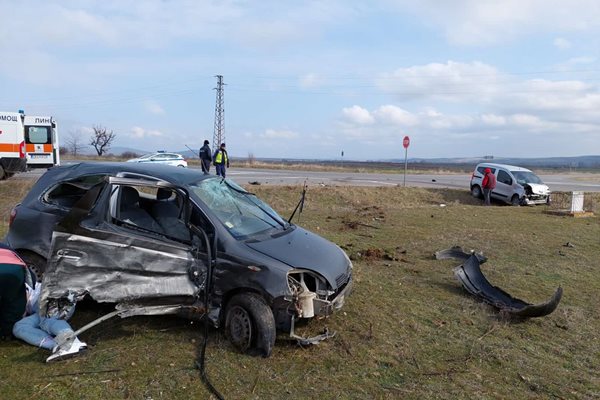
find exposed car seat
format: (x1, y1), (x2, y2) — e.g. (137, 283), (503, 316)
(152, 188), (189, 241)
(119, 186), (164, 233)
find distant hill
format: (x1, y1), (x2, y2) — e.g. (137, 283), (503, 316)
(73, 145), (600, 168)
(403, 155), (600, 168)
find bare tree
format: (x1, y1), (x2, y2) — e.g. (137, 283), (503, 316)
(65, 130), (87, 157)
(90, 125), (116, 156)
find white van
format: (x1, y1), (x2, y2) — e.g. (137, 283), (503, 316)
(0, 111), (27, 179)
(470, 163), (551, 205)
(24, 115), (60, 168)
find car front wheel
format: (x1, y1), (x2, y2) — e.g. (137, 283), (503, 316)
(225, 293), (276, 357)
(471, 185), (483, 199)
(511, 194), (521, 206)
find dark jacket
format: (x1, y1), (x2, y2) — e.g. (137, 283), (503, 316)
(199, 144), (212, 161)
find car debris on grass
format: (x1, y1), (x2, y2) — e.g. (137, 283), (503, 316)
(436, 246), (563, 318)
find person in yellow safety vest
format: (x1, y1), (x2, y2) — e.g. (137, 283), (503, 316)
(213, 142), (230, 178)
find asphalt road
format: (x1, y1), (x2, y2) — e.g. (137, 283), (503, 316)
(229, 168), (600, 192)
(17, 163), (600, 192)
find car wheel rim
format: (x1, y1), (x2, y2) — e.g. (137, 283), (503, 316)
(229, 306), (252, 351)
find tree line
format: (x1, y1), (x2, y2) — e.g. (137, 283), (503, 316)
(62, 125), (117, 157)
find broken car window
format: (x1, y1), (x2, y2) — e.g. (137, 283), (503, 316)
(109, 184), (166, 235)
(190, 178), (287, 239)
(44, 175), (107, 209)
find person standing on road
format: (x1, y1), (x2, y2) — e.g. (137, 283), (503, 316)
(481, 167), (497, 206)
(213, 143), (229, 178)
(199, 140), (212, 175)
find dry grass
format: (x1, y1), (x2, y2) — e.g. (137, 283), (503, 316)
(1, 178), (599, 399)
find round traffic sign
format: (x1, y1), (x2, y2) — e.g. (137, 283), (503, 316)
(403, 135), (410, 149)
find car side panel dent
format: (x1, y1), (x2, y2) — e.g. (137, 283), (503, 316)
(40, 231), (200, 315)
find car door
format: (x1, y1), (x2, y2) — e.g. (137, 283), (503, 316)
(493, 169), (513, 202)
(41, 176), (210, 312)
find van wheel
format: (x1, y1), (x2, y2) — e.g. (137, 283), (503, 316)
(225, 293), (276, 357)
(511, 194), (521, 206)
(471, 185), (483, 199)
(18, 251), (47, 282)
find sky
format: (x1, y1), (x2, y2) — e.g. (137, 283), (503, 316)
(1, 0), (600, 160)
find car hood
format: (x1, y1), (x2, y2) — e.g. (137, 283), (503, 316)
(525, 183), (550, 195)
(245, 227), (350, 289)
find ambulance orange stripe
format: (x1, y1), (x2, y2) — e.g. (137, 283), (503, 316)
(25, 143), (53, 153)
(0, 143), (20, 152)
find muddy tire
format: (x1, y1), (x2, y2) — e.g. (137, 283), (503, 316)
(471, 185), (483, 199)
(18, 251), (47, 282)
(511, 194), (521, 206)
(225, 293), (276, 357)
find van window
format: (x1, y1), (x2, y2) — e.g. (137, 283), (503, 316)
(497, 170), (512, 185)
(26, 126), (51, 144)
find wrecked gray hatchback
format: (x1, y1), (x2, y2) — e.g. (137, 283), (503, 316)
(5, 162), (353, 356)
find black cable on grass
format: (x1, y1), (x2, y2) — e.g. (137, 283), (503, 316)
(192, 225), (225, 400)
(196, 317), (224, 400)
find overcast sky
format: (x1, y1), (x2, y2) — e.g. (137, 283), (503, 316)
(1, 0), (600, 160)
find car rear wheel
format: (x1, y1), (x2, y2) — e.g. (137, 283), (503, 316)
(511, 194), (521, 206)
(471, 185), (483, 199)
(225, 293), (276, 357)
(18, 251), (47, 282)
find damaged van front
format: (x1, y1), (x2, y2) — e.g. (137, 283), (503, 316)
(7, 162), (353, 358)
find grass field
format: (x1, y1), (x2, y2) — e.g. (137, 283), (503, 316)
(1, 178), (599, 399)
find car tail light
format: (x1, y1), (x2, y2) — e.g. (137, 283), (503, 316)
(9, 208), (17, 226)
(19, 141), (25, 158)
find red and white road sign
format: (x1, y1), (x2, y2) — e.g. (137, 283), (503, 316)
(403, 135), (410, 149)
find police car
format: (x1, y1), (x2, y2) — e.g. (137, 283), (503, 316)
(126, 151), (187, 168)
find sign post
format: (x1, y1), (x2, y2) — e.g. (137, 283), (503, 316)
(402, 136), (410, 187)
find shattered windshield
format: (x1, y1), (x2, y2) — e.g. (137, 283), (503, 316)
(512, 171), (543, 185)
(190, 178), (287, 239)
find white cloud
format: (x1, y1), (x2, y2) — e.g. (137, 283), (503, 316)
(144, 100), (165, 115)
(393, 0), (600, 45)
(130, 126), (163, 139)
(259, 129), (299, 139)
(299, 73), (321, 89)
(0, 1), (354, 50)
(373, 105), (419, 126)
(376, 61), (501, 102)
(342, 105), (375, 125)
(481, 114), (506, 126)
(553, 37), (572, 49)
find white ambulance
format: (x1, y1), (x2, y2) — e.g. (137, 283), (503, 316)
(0, 111), (27, 179)
(23, 115), (60, 168)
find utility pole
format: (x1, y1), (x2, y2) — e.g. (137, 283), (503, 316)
(213, 75), (225, 151)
